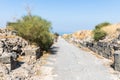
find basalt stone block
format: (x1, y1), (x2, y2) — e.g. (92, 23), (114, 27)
(24, 47), (41, 59)
(0, 48), (3, 56)
(0, 55), (11, 64)
(114, 51), (120, 71)
(86, 42), (94, 47)
(0, 52), (17, 63)
(0, 53), (18, 71)
(118, 34), (120, 40)
(102, 48), (112, 59)
(10, 56), (18, 70)
(97, 42), (104, 47)
(113, 44), (120, 50)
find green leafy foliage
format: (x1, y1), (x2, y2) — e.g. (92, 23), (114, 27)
(93, 22), (110, 41)
(95, 22), (111, 29)
(93, 29), (107, 41)
(7, 15), (53, 51)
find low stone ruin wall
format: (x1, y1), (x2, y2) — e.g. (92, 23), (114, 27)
(0, 29), (46, 79)
(84, 42), (114, 59)
(114, 51), (120, 71)
(68, 34), (120, 71)
(0, 29), (41, 72)
(23, 47), (41, 59)
(79, 38), (120, 59)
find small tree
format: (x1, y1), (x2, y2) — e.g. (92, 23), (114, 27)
(7, 15), (53, 51)
(95, 22), (111, 29)
(93, 29), (107, 41)
(93, 22), (110, 41)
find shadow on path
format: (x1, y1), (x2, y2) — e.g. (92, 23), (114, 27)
(49, 46), (59, 55)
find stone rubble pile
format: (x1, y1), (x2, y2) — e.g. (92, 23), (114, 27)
(0, 29), (43, 80)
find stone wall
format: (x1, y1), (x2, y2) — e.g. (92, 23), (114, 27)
(23, 47), (41, 59)
(67, 34), (120, 71)
(85, 42), (113, 59)
(70, 34), (120, 60)
(0, 29), (41, 71)
(114, 51), (120, 71)
(0, 29), (49, 79)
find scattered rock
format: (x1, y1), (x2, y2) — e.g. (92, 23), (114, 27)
(114, 51), (120, 71)
(0, 29), (42, 79)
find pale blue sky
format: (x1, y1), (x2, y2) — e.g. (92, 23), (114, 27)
(0, 0), (120, 34)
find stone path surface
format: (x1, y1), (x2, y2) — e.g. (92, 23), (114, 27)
(43, 37), (118, 80)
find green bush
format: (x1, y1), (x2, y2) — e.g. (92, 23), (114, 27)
(93, 29), (107, 41)
(95, 22), (111, 29)
(93, 22), (110, 41)
(7, 15), (53, 51)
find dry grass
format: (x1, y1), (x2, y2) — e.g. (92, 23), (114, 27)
(0, 35), (16, 39)
(102, 23), (120, 41)
(72, 30), (93, 40)
(102, 23), (120, 34)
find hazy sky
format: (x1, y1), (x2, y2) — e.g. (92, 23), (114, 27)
(0, 0), (120, 34)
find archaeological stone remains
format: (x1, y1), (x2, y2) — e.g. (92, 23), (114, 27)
(114, 51), (120, 71)
(0, 28), (41, 71)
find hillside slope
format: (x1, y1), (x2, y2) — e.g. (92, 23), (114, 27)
(102, 23), (120, 41)
(63, 23), (120, 42)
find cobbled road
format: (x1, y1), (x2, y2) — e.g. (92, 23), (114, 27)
(45, 37), (115, 80)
